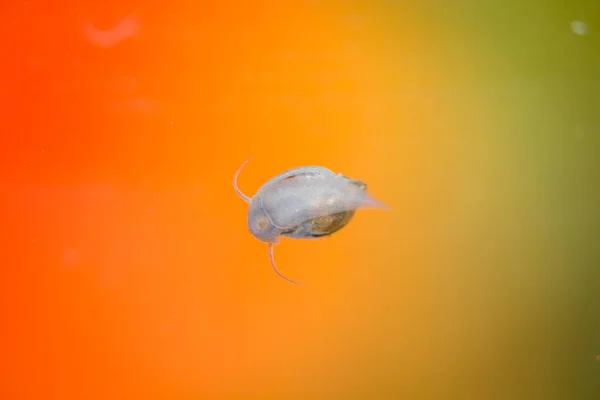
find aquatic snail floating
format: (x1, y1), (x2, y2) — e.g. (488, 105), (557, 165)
(233, 157), (389, 285)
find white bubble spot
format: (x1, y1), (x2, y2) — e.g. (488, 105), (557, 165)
(570, 20), (588, 36)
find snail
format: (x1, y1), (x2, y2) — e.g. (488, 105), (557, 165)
(233, 157), (388, 284)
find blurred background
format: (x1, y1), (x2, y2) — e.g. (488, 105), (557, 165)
(1, 0), (599, 398)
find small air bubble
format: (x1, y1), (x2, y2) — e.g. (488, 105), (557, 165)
(570, 20), (588, 36)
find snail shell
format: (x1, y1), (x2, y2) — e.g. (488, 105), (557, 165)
(233, 158), (388, 284)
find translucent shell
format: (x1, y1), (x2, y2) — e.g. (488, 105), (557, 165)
(233, 158), (388, 285)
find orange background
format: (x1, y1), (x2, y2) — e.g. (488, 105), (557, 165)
(2, 1), (600, 399)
